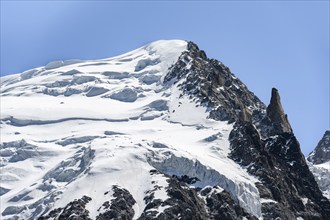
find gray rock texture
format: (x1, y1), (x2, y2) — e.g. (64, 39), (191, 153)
(308, 130), (330, 165)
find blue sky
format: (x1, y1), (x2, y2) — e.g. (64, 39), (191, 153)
(1, 1), (329, 155)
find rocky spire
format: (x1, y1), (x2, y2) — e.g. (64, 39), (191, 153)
(266, 88), (292, 134)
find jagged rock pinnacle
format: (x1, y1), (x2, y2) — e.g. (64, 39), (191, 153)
(266, 88), (292, 134)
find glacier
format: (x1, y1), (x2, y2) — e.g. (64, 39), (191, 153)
(0, 40), (263, 219)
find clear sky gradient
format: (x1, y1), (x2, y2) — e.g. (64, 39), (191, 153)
(1, 1), (329, 155)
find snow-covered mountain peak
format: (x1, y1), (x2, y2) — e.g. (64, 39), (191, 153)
(1, 40), (329, 219)
(141, 39), (187, 68)
(1, 39), (262, 219)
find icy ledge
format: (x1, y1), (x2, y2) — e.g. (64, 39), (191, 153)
(147, 151), (262, 218)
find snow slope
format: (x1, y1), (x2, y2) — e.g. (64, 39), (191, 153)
(0, 40), (262, 219)
(308, 161), (330, 199)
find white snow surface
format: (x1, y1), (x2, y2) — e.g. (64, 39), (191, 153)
(308, 161), (330, 199)
(0, 40), (262, 219)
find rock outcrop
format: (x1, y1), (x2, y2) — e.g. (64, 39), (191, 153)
(266, 88), (292, 135)
(38, 186), (136, 220)
(38, 196), (92, 220)
(139, 176), (208, 220)
(164, 41), (265, 123)
(96, 186), (136, 220)
(230, 123), (330, 219)
(308, 130), (330, 164)
(308, 129), (330, 199)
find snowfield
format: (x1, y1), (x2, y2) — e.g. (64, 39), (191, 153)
(0, 40), (262, 219)
(308, 161), (330, 199)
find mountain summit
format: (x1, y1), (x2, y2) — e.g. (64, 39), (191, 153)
(1, 40), (329, 219)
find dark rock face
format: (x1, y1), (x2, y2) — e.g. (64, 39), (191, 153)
(96, 186), (136, 220)
(38, 174), (255, 220)
(138, 170), (208, 220)
(172, 175), (199, 185)
(266, 88), (292, 134)
(308, 130), (330, 164)
(139, 171), (258, 220)
(39, 186), (136, 220)
(201, 186), (258, 220)
(166, 41), (330, 219)
(230, 123), (330, 219)
(38, 195), (92, 220)
(307, 130), (330, 200)
(164, 41), (265, 123)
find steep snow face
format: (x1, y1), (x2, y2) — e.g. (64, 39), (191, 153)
(0, 40), (261, 219)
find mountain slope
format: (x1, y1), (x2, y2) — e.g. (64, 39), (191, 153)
(1, 40), (329, 219)
(308, 130), (330, 165)
(308, 130), (330, 199)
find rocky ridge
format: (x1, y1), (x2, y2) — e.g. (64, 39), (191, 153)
(165, 41), (330, 219)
